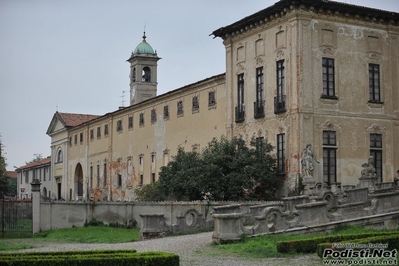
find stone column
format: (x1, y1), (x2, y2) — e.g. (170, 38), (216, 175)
(31, 179), (41, 234)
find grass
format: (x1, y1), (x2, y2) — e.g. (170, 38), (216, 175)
(0, 225), (141, 251)
(33, 226), (141, 244)
(215, 225), (399, 258)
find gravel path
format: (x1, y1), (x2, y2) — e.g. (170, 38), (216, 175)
(7, 232), (323, 266)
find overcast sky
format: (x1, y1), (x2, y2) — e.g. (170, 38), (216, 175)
(1, 0), (398, 170)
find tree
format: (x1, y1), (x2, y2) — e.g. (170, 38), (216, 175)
(0, 136), (8, 197)
(156, 136), (282, 201)
(25, 153), (45, 164)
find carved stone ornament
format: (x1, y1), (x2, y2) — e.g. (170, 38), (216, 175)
(256, 57), (264, 65)
(322, 47), (335, 55)
(364, 124), (387, 134)
(316, 120), (342, 132)
(368, 53), (381, 61)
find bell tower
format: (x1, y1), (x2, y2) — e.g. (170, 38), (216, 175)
(127, 32), (161, 105)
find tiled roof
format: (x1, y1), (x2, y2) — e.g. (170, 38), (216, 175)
(5, 171), (17, 179)
(17, 157), (51, 170)
(58, 112), (100, 128)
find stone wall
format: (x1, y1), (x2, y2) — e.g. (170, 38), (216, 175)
(38, 200), (264, 232)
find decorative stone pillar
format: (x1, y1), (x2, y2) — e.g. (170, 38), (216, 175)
(31, 179), (41, 234)
(212, 213), (244, 244)
(139, 213), (167, 240)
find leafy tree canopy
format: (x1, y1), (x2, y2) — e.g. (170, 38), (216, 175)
(137, 136), (282, 202)
(25, 153), (45, 164)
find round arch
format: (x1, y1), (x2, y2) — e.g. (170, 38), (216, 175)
(74, 163), (84, 200)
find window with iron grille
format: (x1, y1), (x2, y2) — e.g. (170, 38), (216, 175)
(116, 120), (123, 132)
(235, 73), (245, 122)
(369, 64), (381, 102)
(277, 134), (285, 175)
(192, 96), (199, 111)
(97, 126), (101, 138)
(128, 116), (133, 129)
(139, 113), (144, 126)
(97, 165), (100, 188)
(275, 60), (286, 114)
(151, 109), (157, 123)
(104, 124), (109, 136)
(103, 162), (107, 187)
(90, 129), (94, 140)
(323, 131), (337, 185)
(177, 101), (183, 116)
(163, 105), (169, 119)
(208, 91), (216, 106)
(370, 133), (383, 182)
(254, 67), (265, 118)
(118, 174), (122, 187)
(90, 166), (93, 188)
(322, 58), (335, 98)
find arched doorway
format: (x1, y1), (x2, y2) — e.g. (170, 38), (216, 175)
(42, 187), (47, 198)
(74, 163), (84, 200)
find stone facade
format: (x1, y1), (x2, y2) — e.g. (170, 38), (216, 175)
(47, 0), (399, 201)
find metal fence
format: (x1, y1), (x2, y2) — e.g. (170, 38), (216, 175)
(0, 197), (32, 238)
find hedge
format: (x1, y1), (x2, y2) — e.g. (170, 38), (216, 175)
(277, 231), (397, 254)
(0, 250), (179, 266)
(317, 233), (399, 257)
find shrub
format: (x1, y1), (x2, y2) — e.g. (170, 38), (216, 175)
(277, 231), (397, 254)
(0, 250), (179, 266)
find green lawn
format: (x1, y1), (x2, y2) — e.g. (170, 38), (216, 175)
(215, 225), (399, 258)
(0, 226), (141, 251)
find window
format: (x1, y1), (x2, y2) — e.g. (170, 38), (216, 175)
(132, 67), (136, 82)
(116, 120), (123, 132)
(90, 166), (93, 188)
(80, 133), (83, 144)
(151, 109), (157, 123)
(163, 105), (169, 119)
(128, 116), (133, 129)
(139, 156), (143, 165)
(57, 149), (63, 163)
(322, 58), (335, 98)
(177, 101), (183, 116)
(369, 64), (381, 102)
(275, 60), (286, 114)
(74, 135), (77, 145)
(97, 126), (101, 138)
(323, 131), (337, 185)
(208, 91), (216, 106)
(192, 96), (199, 111)
(90, 129), (94, 140)
(139, 175), (143, 187)
(118, 174), (122, 187)
(370, 133), (383, 182)
(142, 67), (151, 82)
(104, 124), (109, 136)
(103, 162), (107, 187)
(152, 173), (156, 183)
(25, 171), (29, 183)
(151, 154), (155, 163)
(97, 165), (100, 188)
(139, 113), (144, 126)
(277, 134), (285, 174)
(254, 67), (265, 118)
(235, 73), (245, 122)
(69, 137), (72, 146)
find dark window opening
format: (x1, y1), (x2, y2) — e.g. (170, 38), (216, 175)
(177, 101), (184, 116)
(254, 67), (265, 118)
(192, 96), (199, 111)
(322, 58), (336, 98)
(151, 109), (157, 123)
(369, 64), (381, 103)
(275, 60), (286, 114)
(277, 133), (285, 175)
(142, 67), (151, 82)
(164, 105), (169, 119)
(323, 131), (337, 185)
(235, 73), (245, 122)
(208, 91), (216, 106)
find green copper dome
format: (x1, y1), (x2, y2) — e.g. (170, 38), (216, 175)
(133, 32), (155, 54)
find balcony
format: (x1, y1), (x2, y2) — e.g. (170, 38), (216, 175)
(274, 95), (286, 114)
(254, 100), (265, 119)
(235, 105), (245, 123)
